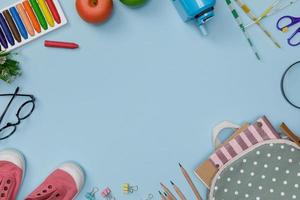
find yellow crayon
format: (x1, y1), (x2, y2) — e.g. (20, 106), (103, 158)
(37, 0), (55, 27)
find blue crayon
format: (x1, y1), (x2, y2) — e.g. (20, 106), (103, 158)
(0, 26), (8, 49)
(0, 13), (14, 46)
(9, 7), (28, 40)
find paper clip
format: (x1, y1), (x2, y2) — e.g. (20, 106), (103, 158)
(101, 187), (116, 200)
(142, 193), (153, 200)
(85, 187), (99, 200)
(122, 183), (138, 194)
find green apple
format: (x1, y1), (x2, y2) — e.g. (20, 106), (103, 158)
(120, 0), (148, 7)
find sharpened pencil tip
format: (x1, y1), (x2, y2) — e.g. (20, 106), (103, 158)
(158, 191), (162, 195)
(179, 162), (182, 167)
(163, 192), (168, 196)
(170, 180), (174, 185)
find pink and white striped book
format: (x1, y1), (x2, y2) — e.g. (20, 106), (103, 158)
(209, 116), (280, 168)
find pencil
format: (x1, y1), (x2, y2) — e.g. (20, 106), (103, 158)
(164, 192), (172, 200)
(160, 182), (177, 200)
(179, 163), (203, 200)
(159, 191), (167, 200)
(224, 0), (260, 60)
(234, 0), (281, 48)
(170, 181), (187, 200)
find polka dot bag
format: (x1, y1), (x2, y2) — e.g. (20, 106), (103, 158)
(209, 117), (300, 200)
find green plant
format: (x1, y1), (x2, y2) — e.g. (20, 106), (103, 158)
(0, 51), (21, 83)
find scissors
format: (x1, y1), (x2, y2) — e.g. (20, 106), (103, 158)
(277, 15), (300, 46)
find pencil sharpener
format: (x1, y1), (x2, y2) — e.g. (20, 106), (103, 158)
(172, 0), (216, 35)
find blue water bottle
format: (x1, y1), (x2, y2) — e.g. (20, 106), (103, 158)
(172, 0), (216, 35)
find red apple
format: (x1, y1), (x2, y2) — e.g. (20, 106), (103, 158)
(76, 0), (113, 24)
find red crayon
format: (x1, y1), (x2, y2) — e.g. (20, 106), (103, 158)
(45, 0), (61, 24)
(44, 40), (79, 49)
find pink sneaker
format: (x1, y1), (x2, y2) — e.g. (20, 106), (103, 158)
(0, 149), (25, 200)
(25, 162), (85, 200)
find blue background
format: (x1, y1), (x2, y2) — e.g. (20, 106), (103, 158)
(1, 0), (300, 199)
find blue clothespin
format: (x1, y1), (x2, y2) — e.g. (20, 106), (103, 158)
(85, 187), (99, 200)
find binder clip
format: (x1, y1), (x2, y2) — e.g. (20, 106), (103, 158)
(101, 187), (116, 200)
(122, 183), (138, 194)
(85, 187), (99, 200)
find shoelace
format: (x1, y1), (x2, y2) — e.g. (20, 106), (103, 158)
(0, 175), (16, 200)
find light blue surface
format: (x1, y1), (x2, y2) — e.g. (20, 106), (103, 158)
(0, 0), (300, 199)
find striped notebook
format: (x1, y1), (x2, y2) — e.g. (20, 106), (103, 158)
(209, 116), (280, 168)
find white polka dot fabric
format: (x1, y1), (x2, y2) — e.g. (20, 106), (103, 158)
(210, 140), (300, 200)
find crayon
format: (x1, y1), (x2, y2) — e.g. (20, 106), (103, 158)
(23, 0), (42, 33)
(3, 10), (22, 43)
(0, 27), (8, 49)
(37, 0), (55, 27)
(44, 40), (79, 49)
(16, 4), (35, 36)
(45, 0), (61, 24)
(29, 0), (48, 30)
(0, 13), (15, 46)
(9, 7), (28, 40)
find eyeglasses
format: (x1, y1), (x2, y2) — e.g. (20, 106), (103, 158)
(0, 87), (35, 140)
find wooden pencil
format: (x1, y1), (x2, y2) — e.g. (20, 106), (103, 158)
(170, 181), (187, 200)
(160, 182), (177, 200)
(159, 191), (167, 200)
(164, 192), (172, 200)
(179, 163), (203, 200)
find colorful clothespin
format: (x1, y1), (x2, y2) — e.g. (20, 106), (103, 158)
(122, 183), (138, 194)
(101, 187), (116, 200)
(85, 187), (99, 200)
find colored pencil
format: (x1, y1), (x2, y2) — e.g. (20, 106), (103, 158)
(234, 0), (281, 48)
(164, 192), (172, 200)
(170, 181), (187, 200)
(224, 0), (260, 60)
(160, 183), (177, 200)
(179, 163), (203, 200)
(37, 0), (55, 27)
(159, 191), (167, 200)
